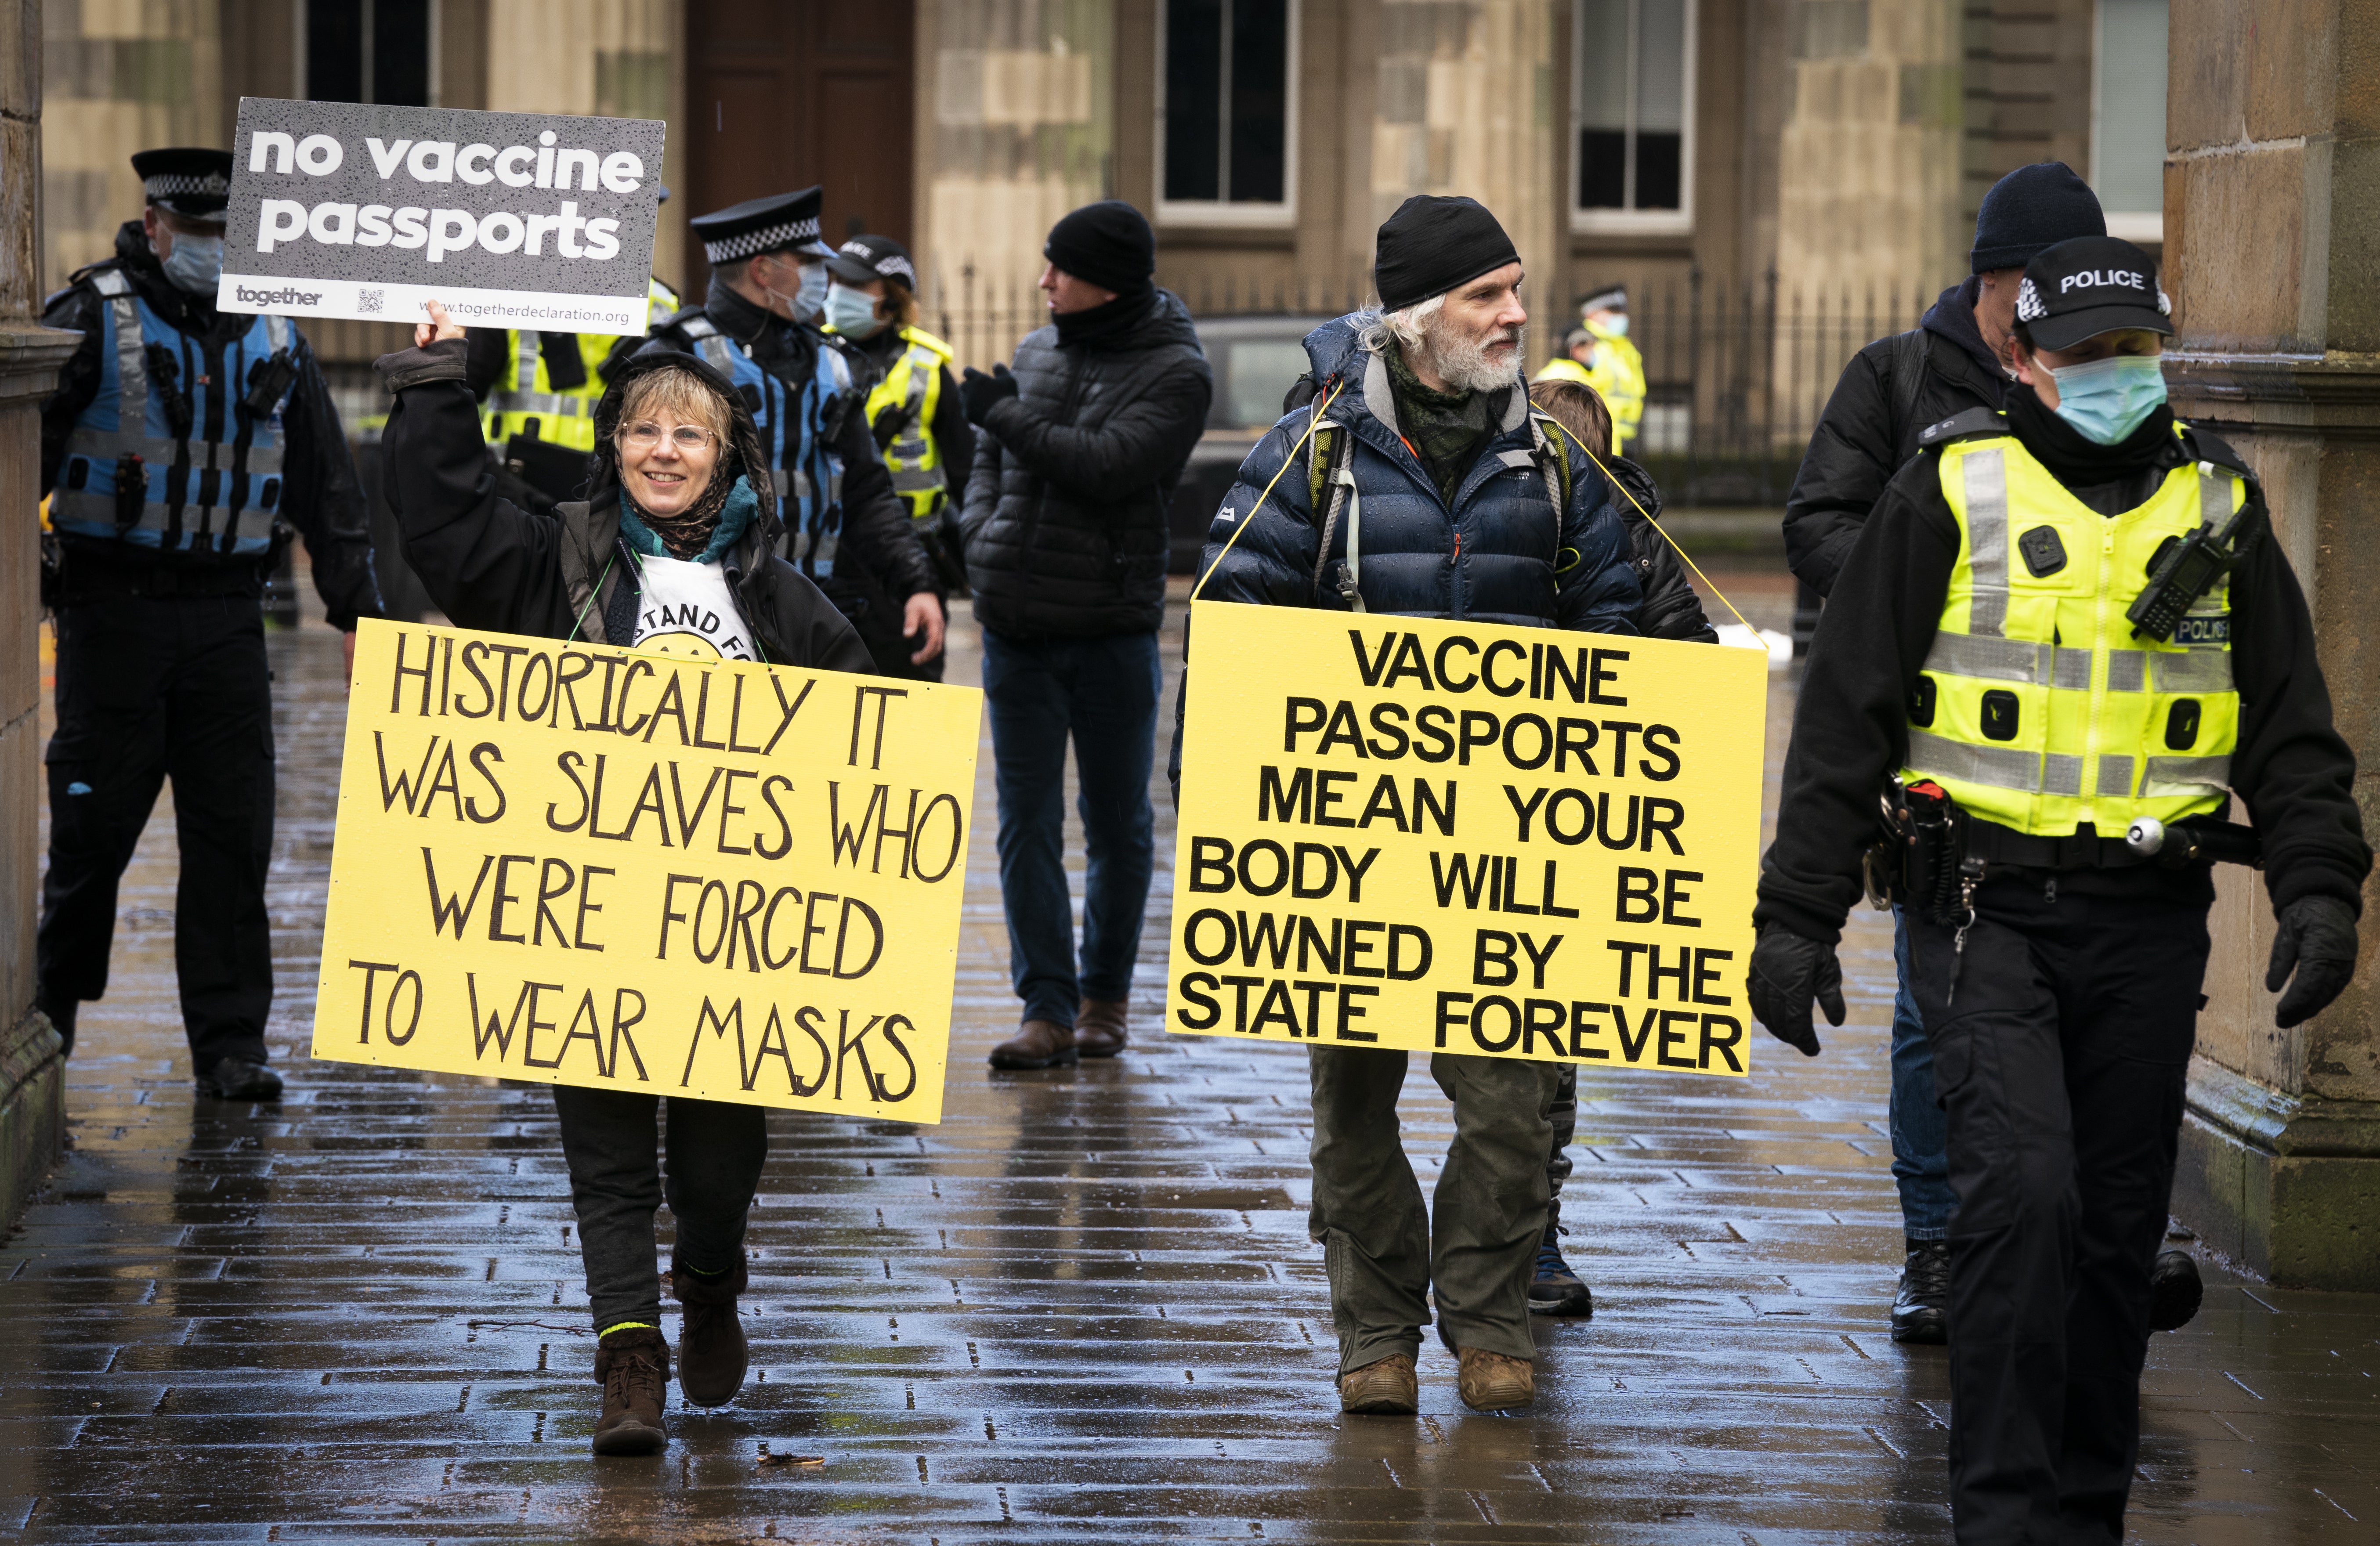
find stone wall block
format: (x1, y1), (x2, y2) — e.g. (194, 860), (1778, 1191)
(2328, 135), (2380, 353)
(0, 711), (33, 1027)
(2165, 0), (2250, 151)
(0, 116), (38, 321)
(2173, 148), (2308, 351)
(2244, 0), (2337, 142)
(0, 0), (37, 120)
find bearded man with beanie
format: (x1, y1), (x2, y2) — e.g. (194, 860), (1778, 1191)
(961, 200), (1213, 1071)
(1190, 195), (1639, 1416)
(1776, 162), (2209, 1345)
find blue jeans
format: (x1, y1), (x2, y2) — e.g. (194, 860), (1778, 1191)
(981, 629), (1161, 1026)
(1892, 908), (1955, 1239)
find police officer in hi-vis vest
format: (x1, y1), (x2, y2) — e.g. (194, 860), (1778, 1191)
(1532, 285), (1643, 452)
(1749, 235), (2368, 1541)
(821, 233), (970, 680)
(642, 187), (943, 670)
(467, 188), (681, 511)
(36, 148), (383, 1101)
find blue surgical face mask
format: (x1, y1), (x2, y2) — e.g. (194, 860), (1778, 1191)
(1599, 313), (1629, 338)
(2047, 354), (2167, 444)
(159, 231), (224, 295)
(825, 282), (887, 340)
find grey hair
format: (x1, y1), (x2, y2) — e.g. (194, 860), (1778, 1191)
(1355, 293), (1445, 355)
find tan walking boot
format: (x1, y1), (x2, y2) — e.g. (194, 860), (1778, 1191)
(1455, 1346), (1535, 1411)
(989, 1018), (1078, 1069)
(1338, 1353), (1419, 1415)
(1074, 997), (1129, 1058)
(591, 1326), (670, 1455)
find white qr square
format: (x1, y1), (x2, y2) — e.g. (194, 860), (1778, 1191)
(357, 287), (384, 314)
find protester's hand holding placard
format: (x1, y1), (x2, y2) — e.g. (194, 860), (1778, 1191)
(1167, 600), (1764, 1076)
(219, 98), (663, 335)
(313, 621), (979, 1121)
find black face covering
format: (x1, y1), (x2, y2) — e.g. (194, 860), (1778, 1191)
(2005, 385), (2174, 492)
(1053, 286), (1155, 348)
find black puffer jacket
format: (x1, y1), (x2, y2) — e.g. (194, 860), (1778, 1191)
(1607, 455), (1717, 643)
(961, 289), (1212, 638)
(1781, 276), (2013, 596)
(372, 338), (872, 671)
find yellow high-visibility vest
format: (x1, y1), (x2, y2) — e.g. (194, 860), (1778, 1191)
(486, 277), (680, 451)
(853, 325), (954, 522)
(1903, 427), (2244, 836)
(1581, 320), (1645, 452)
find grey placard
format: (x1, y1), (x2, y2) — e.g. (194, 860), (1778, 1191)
(221, 97), (663, 328)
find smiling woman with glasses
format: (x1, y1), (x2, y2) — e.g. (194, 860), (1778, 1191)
(368, 297), (880, 1458)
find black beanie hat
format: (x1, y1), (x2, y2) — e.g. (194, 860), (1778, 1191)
(1971, 162), (2106, 273)
(1044, 201), (1156, 295)
(1373, 195), (1520, 313)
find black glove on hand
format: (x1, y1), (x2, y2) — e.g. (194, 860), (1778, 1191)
(1747, 924), (1845, 1057)
(2266, 894), (2358, 1028)
(959, 363), (1019, 426)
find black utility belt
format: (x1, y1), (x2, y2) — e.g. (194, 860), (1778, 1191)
(1964, 819), (2148, 871)
(53, 559), (267, 604)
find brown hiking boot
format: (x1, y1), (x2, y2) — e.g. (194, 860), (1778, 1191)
(669, 1256), (749, 1408)
(989, 1018), (1078, 1070)
(1338, 1353), (1418, 1415)
(591, 1326), (670, 1456)
(1456, 1346), (1535, 1411)
(1074, 998), (1129, 1058)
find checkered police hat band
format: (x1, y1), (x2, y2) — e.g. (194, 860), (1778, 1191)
(146, 173), (229, 198)
(702, 216), (822, 264)
(879, 256), (916, 285)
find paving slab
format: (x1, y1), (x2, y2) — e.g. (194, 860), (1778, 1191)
(5, 577), (2376, 1544)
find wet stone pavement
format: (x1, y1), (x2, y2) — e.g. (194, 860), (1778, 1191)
(7, 575), (2380, 1545)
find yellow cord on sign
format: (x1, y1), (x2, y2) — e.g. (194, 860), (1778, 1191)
(1545, 416), (1760, 636)
(1188, 379), (1346, 603)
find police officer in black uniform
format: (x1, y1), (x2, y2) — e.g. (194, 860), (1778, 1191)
(36, 148), (383, 1100)
(1750, 237), (2367, 1541)
(640, 187), (942, 672)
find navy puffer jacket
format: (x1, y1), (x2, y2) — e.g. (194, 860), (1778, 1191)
(1193, 315), (1640, 630)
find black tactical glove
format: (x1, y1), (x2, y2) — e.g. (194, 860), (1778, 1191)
(2266, 894), (2358, 1028)
(959, 363), (1019, 426)
(1747, 924), (1845, 1057)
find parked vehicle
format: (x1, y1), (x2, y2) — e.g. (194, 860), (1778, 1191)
(1167, 316), (1333, 572)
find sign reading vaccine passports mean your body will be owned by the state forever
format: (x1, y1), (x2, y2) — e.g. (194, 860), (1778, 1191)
(1167, 601), (1765, 1076)
(313, 621), (981, 1122)
(217, 97), (664, 334)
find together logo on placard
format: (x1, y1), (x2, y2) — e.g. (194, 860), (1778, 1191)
(233, 283), (323, 306)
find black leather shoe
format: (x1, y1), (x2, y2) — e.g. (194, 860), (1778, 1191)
(198, 1057), (283, 1101)
(2149, 1249), (2204, 1332)
(1891, 1238), (1950, 1344)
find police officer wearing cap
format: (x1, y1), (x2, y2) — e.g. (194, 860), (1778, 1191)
(1532, 286), (1642, 452)
(821, 233), (971, 680)
(643, 187), (942, 666)
(467, 186), (681, 511)
(34, 148), (383, 1101)
(1748, 235), (2368, 1541)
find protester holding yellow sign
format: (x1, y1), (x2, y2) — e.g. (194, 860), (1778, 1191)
(1176, 195), (1660, 1419)
(364, 300), (966, 1457)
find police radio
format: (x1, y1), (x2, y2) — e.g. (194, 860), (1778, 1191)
(2126, 466), (2261, 642)
(242, 349), (299, 419)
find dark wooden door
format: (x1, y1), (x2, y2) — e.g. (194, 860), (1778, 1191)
(682, 0), (916, 299)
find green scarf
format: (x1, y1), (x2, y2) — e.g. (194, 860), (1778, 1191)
(1384, 341), (1498, 507)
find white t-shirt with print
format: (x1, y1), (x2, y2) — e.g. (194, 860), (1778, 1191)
(632, 551), (754, 660)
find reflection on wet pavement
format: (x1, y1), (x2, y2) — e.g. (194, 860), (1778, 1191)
(5, 578), (2375, 1543)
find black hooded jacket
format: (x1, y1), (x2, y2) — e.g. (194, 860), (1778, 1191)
(960, 288), (1213, 638)
(371, 337), (871, 672)
(1780, 277), (2014, 596)
(39, 221), (384, 628)
(1607, 455), (1718, 643)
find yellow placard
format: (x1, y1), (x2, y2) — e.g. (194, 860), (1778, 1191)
(312, 619), (980, 1121)
(1167, 600), (1765, 1076)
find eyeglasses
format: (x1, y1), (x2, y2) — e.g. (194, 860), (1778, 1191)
(619, 423), (716, 451)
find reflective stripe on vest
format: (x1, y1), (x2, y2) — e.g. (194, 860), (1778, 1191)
(677, 313), (848, 579)
(1902, 431), (2243, 835)
(53, 269), (293, 556)
(1582, 321), (1645, 448)
(487, 329), (610, 451)
(861, 326), (952, 522)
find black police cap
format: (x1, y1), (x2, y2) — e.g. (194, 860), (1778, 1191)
(689, 187), (835, 266)
(825, 235), (916, 291)
(2015, 235), (2173, 352)
(131, 147), (233, 221)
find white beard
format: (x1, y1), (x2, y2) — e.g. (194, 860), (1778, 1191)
(1422, 319), (1526, 394)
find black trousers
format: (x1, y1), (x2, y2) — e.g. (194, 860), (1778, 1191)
(551, 1086), (767, 1333)
(1905, 877), (2208, 1545)
(38, 595), (276, 1073)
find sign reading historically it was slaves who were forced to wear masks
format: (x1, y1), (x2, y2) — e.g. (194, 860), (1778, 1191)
(313, 621), (980, 1122)
(218, 98), (663, 335)
(1167, 601), (1765, 1076)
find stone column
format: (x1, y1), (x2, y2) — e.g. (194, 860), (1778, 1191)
(2165, 0), (2380, 1290)
(1, 0), (85, 1228)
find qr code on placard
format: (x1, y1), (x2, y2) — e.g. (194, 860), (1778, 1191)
(357, 288), (384, 314)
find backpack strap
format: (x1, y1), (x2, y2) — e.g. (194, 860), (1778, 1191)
(1917, 405), (2008, 448)
(1891, 328), (1931, 452)
(1526, 408), (1575, 528)
(1307, 399), (1362, 608)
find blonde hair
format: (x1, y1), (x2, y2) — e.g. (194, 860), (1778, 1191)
(615, 365), (731, 448)
(1528, 377), (1615, 459)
